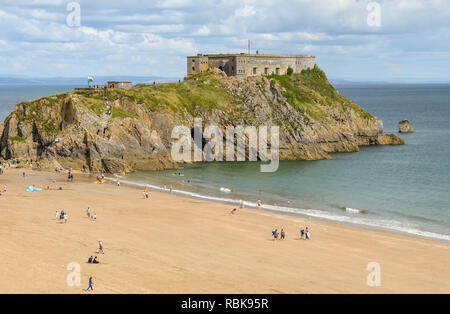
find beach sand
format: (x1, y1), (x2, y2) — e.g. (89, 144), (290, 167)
(0, 168), (449, 294)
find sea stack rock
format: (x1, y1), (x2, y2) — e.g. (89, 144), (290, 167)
(398, 120), (414, 133)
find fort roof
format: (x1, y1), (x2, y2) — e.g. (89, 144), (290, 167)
(188, 53), (315, 58)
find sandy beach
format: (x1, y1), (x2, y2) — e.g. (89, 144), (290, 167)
(0, 167), (449, 294)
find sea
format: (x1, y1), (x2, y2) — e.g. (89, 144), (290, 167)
(1, 83), (449, 241)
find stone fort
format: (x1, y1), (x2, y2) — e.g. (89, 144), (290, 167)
(187, 52), (316, 77)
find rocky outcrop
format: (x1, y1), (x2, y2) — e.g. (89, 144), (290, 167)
(398, 119), (414, 133)
(0, 67), (404, 173)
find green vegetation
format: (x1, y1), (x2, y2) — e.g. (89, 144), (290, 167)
(9, 136), (26, 142)
(14, 99), (60, 134)
(106, 77), (239, 119)
(77, 95), (106, 116)
(267, 65), (375, 122)
(286, 67), (294, 76)
(111, 107), (137, 119)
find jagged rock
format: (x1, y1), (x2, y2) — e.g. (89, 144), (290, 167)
(376, 134), (405, 145)
(0, 68), (404, 173)
(398, 119), (414, 133)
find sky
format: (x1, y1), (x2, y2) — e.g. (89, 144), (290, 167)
(0, 0), (449, 82)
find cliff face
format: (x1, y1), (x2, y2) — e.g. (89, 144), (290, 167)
(0, 66), (403, 173)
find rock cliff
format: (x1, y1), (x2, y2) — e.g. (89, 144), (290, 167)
(0, 66), (404, 172)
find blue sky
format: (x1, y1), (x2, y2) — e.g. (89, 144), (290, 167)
(0, 0), (449, 81)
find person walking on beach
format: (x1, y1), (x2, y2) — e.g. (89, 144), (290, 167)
(281, 228), (286, 240)
(85, 277), (94, 291)
(87, 207), (91, 219)
(300, 228), (305, 239)
(64, 213), (68, 223)
(55, 210), (59, 220)
(305, 227), (310, 240)
(98, 241), (104, 254)
(272, 229), (278, 240)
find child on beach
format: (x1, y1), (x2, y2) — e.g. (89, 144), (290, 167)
(305, 227), (310, 240)
(230, 208), (237, 215)
(64, 213), (68, 223)
(281, 228), (286, 240)
(87, 207), (91, 218)
(300, 229), (305, 239)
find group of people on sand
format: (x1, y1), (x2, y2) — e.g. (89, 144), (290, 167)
(163, 184), (173, 193)
(84, 240), (104, 291)
(56, 210), (69, 223)
(86, 207), (97, 220)
(272, 227), (310, 240)
(87, 256), (100, 264)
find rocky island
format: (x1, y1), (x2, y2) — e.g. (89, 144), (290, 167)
(0, 66), (404, 173)
(398, 119), (414, 133)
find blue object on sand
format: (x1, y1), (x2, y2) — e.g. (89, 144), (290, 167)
(26, 186), (42, 192)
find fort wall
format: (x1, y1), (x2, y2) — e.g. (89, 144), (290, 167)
(187, 53), (316, 77)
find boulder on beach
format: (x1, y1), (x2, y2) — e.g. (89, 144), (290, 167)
(398, 120), (414, 133)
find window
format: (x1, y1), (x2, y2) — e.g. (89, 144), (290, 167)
(192, 67), (195, 71)
(253, 67), (257, 75)
(276, 68), (280, 75)
(264, 68), (269, 75)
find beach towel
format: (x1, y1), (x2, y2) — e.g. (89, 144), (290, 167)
(26, 186), (42, 192)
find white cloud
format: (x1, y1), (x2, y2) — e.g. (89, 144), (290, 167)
(0, 0), (449, 80)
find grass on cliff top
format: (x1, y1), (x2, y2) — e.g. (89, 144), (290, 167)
(103, 77), (239, 119)
(267, 65), (375, 123)
(13, 95), (64, 134)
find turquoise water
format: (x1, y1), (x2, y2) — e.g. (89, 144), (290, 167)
(1, 83), (449, 241)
